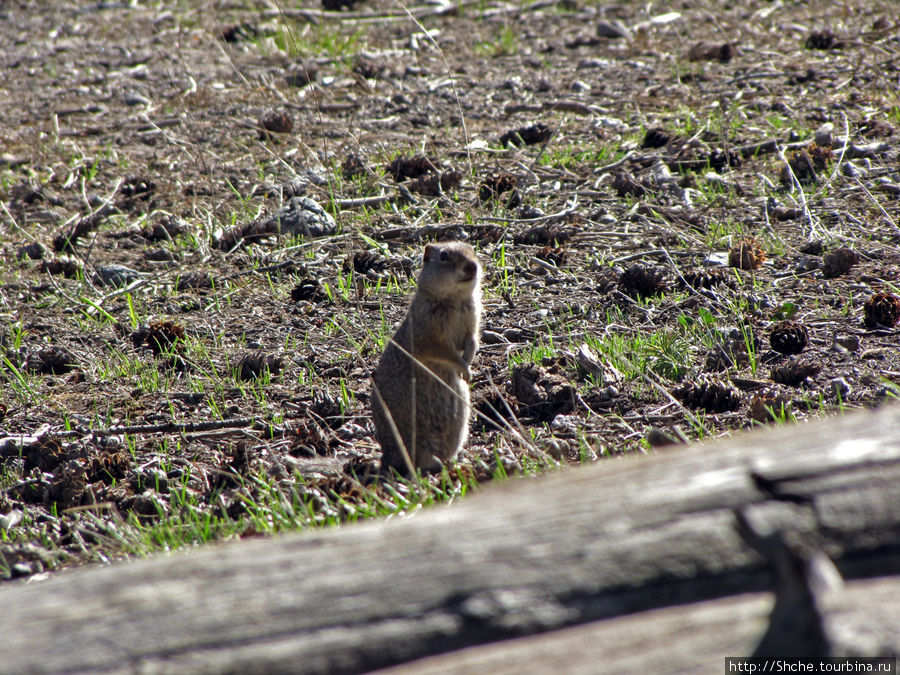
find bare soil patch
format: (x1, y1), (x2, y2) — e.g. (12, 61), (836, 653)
(1, 0), (899, 581)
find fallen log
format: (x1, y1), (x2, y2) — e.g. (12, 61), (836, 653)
(1, 406), (899, 673)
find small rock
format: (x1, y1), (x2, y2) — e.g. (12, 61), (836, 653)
(574, 343), (603, 379)
(0, 509), (23, 531)
(596, 20), (632, 40)
(597, 385), (618, 400)
(123, 92), (150, 106)
(94, 264), (147, 287)
(0, 154), (28, 168)
(814, 122), (834, 147)
(285, 64), (317, 87)
(263, 197), (337, 238)
(11, 562), (34, 578)
(841, 161), (862, 178)
(577, 58), (610, 70)
(511, 363), (576, 421)
(795, 255), (820, 273)
(144, 247), (176, 262)
(651, 161), (675, 186)
(481, 330), (510, 345)
(645, 427), (687, 447)
(799, 240), (825, 256)
(550, 415), (579, 435)
(770, 206), (803, 221)
(502, 328), (528, 342)
(15, 242), (45, 260)
(336, 422), (367, 441)
(541, 438), (568, 460)
(258, 109), (294, 136)
(266, 458), (289, 479)
(144, 468), (169, 494)
(687, 42), (734, 63)
(829, 377), (851, 399)
(832, 334), (860, 352)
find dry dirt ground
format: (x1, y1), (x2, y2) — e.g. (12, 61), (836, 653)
(1, 0), (899, 581)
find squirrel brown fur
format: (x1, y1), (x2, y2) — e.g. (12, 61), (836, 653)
(371, 242), (482, 474)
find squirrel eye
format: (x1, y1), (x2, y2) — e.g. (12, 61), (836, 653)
(439, 250), (450, 262)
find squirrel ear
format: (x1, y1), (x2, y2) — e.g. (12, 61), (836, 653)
(423, 244), (434, 261)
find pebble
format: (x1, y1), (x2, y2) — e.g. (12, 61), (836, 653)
(814, 122), (834, 147)
(550, 414), (579, 435)
(829, 377), (851, 399)
(94, 264), (147, 287)
(123, 92), (150, 106)
(645, 427), (685, 447)
(11, 563), (34, 578)
(541, 438), (568, 460)
(596, 20), (632, 40)
(795, 255), (820, 273)
(0, 509), (23, 531)
(481, 330), (510, 345)
(15, 242), (45, 260)
(262, 197), (337, 238)
(832, 334), (860, 352)
(336, 422), (367, 441)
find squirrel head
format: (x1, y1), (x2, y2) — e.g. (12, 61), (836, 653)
(421, 242), (481, 295)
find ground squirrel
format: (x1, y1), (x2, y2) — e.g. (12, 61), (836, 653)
(371, 242), (482, 475)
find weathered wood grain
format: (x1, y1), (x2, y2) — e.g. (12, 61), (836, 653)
(1, 406), (899, 673)
(378, 576), (900, 675)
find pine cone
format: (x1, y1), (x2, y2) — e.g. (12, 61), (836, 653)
(619, 264), (668, 298)
(822, 247), (859, 278)
(770, 359), (821, 386)
(291, 278), (327, 303)
(782, 143), (832, 184)
(806, 30), (841, 50)
(343, 251), (388, 275)
(749, 390), (792, 423)
(341, 153), (370, 179)
(611, 172), (645, 197)
(385, 154), (438, 181)
(681, 267), (733, 289)
(499, 122), (553, 147)
(258, 109), (293, 135)
(236, 352), (284, 381)
(642, 127), (672, 149)
(728, 238), (766, 270)
(478, 172), (518, 202)
(863, 292), (900, 328)
(535, 246), (567, 266)
(135, 320), (186, 355)
(673, 377), (742, 413)
(769, 320), (809, 355)
(25, 346), (77, 375)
